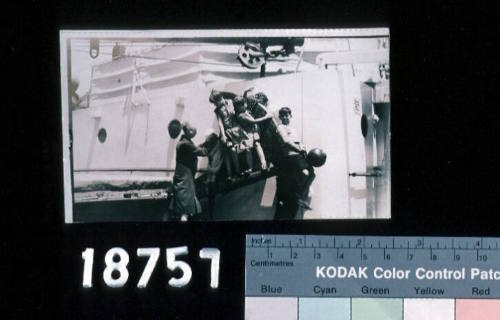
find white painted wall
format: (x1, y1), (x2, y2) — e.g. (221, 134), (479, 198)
(221, 71), (368, 218)
(73, 79), (217, 171)
(72, 70), (381, 218)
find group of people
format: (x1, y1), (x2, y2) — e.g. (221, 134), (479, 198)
(170, 88), (315, 221)
(211, 88), (273, 178)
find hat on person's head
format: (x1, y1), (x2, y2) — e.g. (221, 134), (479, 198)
(182, 121), (193, 132)
(279, 107), (292, 117)
(233, 96), (246, 111)
(254, 92), (268, 104)
(182, 121), (197, 138)
(209, 89), (221, 103)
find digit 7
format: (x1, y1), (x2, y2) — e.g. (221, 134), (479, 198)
(137, 248), (160, 288)
(199, 248), (220, 288)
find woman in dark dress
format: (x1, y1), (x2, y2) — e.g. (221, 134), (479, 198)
(173, 122), (207, 221)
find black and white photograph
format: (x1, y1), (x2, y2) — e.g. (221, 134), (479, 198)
(7, 1), (499, 318)
(60, 29), (391, 223)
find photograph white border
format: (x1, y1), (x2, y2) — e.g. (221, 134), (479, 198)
(60, 28), (390, 223)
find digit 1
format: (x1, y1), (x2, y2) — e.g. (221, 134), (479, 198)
(82, 248), (94, 288)
(199, 248), (220, 288)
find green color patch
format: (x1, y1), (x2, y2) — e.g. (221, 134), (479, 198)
(352, 298), (402, 320)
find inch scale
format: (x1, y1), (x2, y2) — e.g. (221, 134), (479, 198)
(245, 235), (500, 299)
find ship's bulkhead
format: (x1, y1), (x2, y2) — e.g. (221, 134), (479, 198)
(72, 69), (388, 220)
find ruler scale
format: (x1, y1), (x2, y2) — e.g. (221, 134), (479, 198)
(245, 235), (500, 320)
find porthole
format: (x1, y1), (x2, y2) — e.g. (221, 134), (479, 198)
(98, 128), (107, 143)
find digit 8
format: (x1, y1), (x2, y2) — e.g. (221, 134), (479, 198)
(103, 247), (129, 288)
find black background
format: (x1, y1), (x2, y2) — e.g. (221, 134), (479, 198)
(5, 0), (498, 318)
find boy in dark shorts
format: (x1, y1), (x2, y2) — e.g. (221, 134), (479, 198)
(274, 107), (315, 219)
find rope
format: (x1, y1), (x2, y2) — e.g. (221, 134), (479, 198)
(71, 49), (240, 67)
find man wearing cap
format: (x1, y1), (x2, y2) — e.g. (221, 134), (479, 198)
(172, 122), (207, 221)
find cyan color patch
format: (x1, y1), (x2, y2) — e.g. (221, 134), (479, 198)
(299, 298), (350, 320)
